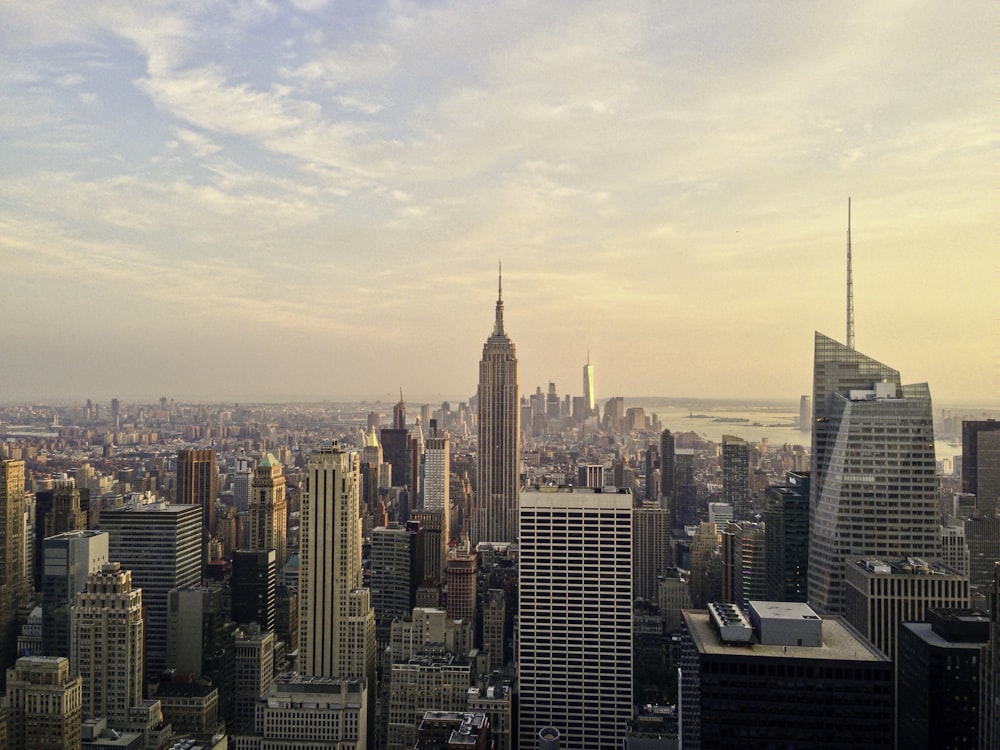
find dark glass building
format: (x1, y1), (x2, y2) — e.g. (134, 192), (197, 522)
(764, 471), (810, 602)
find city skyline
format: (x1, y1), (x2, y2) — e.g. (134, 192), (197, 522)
(1, 3), (996, 403)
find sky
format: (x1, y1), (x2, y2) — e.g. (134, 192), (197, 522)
(1, 1), (996, 406)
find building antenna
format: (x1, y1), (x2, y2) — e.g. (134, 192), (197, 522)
(846, 197), (855, 350)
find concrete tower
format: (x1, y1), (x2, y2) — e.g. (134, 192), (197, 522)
(473, 268), (520, 545)
(808, 333), (940, 614)
(249, 453), (287, 569)
(299, 442), (375, 683)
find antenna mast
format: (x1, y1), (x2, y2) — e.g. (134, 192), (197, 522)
(846, 197), (855, 350)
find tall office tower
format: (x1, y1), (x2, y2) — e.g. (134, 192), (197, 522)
(679, 602), (893, 749)
(34, 483), (87, 586)
(176, 448), (217, 533)
(394, 393), (407, 430)
(518, 486), (633, 750)
(799, 395), (812, 432)
(0, 459), (29, 688)
(232, 628), (275, 734)
(387, 651), (473, 750)
(423, 424), (451, 574)
(898, 608), (990, 750)
(381, 427), (411, 489)
(371, 523), (422, 644)
(844, 557), (969, 663)
(545, 381), (560, 420)
(231, 549), (277, 632)
(966, 518), (1000, 608)
(643, 445), (657, 501)
(940, 521), (970, 576)
(688, 522), (723, 609)
(166, 585), (236, 725)
(583, 356), (596, 417)
(633, 502), (671, 601)
(672, 449), (697, 529)
(446, 548), (477, 629)
(70, 562), (143, 725)
(962, 420), (1000, 518)
(4, 656), (83, 750)
(808, 333), (941, 615)
(482, 588), (506, 672)
(41, 530), (109, 658)
(411, 509), (445, 582)
(299, 442), (375, 684)
(721, 521), (766, 612)
(249, 453), (287, 569)
(721, 435), (752, 521)
(473, 271), (520, 545)
(233, 466), (252, 514)
(659, 429), (675, 499)
(986, 564), (1000, 749)
(763, 472), (810, 602)
(101, 501), (201, 676)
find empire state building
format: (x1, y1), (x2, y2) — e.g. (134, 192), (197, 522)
(472, 270), (520, 545)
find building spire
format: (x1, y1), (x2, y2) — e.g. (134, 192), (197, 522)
(846, 197), (855, 350)
(493, 262), (505, 336)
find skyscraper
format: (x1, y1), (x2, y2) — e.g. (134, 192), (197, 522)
(808, 333), (940, 614)
(299, 442), (375, 683)
(4, 656), (83, 750)
(583, 355), (596, 417)
(473, 270), (520, 545)
(176, 448), (217, 533)
(633, 501), (671, 601)
(422, 423), (451, 577)
(518, 485), (633, 750)
(41, 530), (109, 658)
(249, 453), (287, 569)
(70, 562), (143, 725)
(100, 501), (201, 676)
(962, 420), (1000, 519)
(763, 472), (810, 602)
(0, 459), (29, 687)
(231, 549), (277, 632)
(721, 435), (751, 521)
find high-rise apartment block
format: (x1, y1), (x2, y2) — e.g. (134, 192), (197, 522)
(518, 485), (633, 750)
(473, 272), (520, 545)
(176, 448), (218, 533)
(4, 655), (83, 750)
(42, 530), (109, 658)
(100, 501), (201, 676)
(249, 453), (287, 569)
(299, 442), (375, 684)
(808, 333), (940, 614)
(70, 562), (143, 725)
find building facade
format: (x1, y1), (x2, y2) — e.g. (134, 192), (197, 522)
(0, 460), (29, 687)
(249, 453), (287, 569)
(42, 530), (109, 658)
(5, 655), (83, 750)
(518, 485), (633, 750)
(176, 448), (218, 532)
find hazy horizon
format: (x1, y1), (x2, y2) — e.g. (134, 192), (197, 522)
(2, 3), (995, 403)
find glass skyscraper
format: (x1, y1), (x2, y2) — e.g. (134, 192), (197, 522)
(808, 332), (940, 614)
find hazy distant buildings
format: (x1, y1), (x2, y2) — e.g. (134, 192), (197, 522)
(473, 272), (520, 545)
(583, 357), (596, 417)
(518, 485), (633, 750)
(808, 333), (940, 615)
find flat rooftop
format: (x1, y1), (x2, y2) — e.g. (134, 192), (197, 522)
(683, 610), (888, 662)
